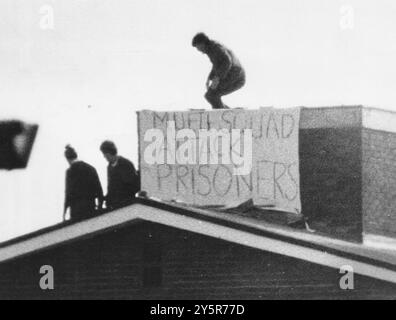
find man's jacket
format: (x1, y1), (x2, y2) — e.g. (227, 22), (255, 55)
(206, 41), (245, 81)
(65, 161), (103, 211)
(106, 156), (140, 209)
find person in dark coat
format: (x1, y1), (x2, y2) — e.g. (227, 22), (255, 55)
(192, 32), (246, 109)
(64, 145), (104, 222)
(100, 141), (140, 210)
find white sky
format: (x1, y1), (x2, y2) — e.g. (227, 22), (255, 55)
(1, 0), (396, 241)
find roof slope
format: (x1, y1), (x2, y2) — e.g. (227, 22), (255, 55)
(0, 197), (395, 284)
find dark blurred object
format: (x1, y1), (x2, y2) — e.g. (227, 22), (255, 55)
(0, 120), (38, 170)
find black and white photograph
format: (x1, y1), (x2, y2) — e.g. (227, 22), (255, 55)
(0, 0), (396, 303)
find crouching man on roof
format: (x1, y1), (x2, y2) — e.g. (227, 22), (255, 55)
(192, 32), (246, 109)
(64, 145), (104, 222)
(100, 141), (140, 210)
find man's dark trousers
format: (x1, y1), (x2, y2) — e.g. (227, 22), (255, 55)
(205, 71), (246, 109)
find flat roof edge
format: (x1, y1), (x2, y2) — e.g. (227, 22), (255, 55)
(138, 106), (396, 133)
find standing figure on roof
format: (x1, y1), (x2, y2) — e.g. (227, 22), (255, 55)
(64, 145), (104, 222)
(100, 141), (140, 210)
(192, 32), (246, 109)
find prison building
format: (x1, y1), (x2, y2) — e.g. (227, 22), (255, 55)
(0, 106), (395, 299)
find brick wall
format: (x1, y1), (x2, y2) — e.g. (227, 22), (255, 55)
(298, 106), (396, 242)
(299, 127), (362, 241)
(362, 128), (396, 239)
(0, 221), (395, 300)
(299, 107), (363, 241)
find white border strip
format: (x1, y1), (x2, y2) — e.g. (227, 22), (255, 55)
(363, 107), (396, 134)
(0, 204), (395, 284)
(364, 233), (396, 251)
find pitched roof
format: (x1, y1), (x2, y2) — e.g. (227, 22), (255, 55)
(0, 197), (395, 284)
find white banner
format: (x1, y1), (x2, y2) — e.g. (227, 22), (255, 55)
(138, 107), (301, 213)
